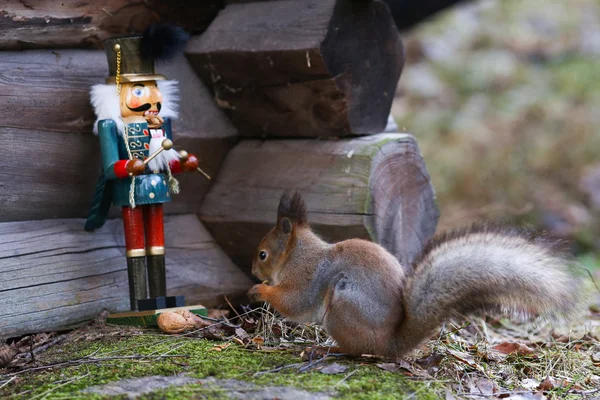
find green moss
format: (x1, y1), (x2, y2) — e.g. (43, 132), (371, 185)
(0, 333), (442, 399)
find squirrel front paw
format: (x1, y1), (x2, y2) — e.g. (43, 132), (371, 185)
(248, 284), (267, 302)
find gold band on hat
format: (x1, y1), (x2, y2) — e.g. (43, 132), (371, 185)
(106, 74), (167, 84)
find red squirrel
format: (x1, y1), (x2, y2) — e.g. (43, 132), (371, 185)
(248, 190), (583, 357)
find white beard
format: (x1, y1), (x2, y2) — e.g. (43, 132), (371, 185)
(148, 135), (180, 173)
(90, 80), (181, 172)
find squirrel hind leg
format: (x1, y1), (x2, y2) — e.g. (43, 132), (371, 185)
(323, 276), (400, 356)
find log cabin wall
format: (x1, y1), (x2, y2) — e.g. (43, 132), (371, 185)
(0, 1), (250, 338)
(0, 0), (440, 337)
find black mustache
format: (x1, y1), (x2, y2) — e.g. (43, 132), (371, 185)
(127, 102), (162, 112)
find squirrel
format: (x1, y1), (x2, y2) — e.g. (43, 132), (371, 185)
(248, 190), (584, 358)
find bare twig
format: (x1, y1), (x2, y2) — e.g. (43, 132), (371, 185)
(253, 362), (305, 376)
(334, 369), (358, 388)
(0, 376), (16, 389)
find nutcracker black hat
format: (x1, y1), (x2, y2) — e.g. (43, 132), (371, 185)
(104, 24), (189, 84)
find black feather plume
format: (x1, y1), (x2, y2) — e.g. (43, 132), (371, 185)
(140, 23), (189, 61)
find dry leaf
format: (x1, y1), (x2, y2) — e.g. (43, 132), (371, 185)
(0, 343), (18, 367)
(231, 337), (245, 346)
(209, 343), (231, 352)
(521, 378), (540, 390)
(501, 393), (546, 400)
(235, 327), (250, 341)
(415, 352), (444, 369)
(492, 342), (535, 356)
(377, 363), (401, 373)
(446, 349), (483, 371)
(319, 362), (348, 374)
(469, 377), (495, 395)
(538, 377), (555, 391)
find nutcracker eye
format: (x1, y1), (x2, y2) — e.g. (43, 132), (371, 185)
(132, 87), (144, 97)
(259, 251), (268, 261)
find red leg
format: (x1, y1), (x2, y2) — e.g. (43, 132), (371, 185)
(122, 206), (147, 310)
(144, 204), (167, 298)
(144, 204), (165, 255)
(122, 206), (145, 257)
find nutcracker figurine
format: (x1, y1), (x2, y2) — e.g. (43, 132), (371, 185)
(85, 25), (208, 313)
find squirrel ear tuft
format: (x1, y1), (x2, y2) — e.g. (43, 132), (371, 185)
(281, 218), (293, 234)
(277, 189), (308, 226)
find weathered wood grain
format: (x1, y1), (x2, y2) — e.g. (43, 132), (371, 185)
(186, 0), (404, 137)
(0, 0), (224, 50)
(0, 50), (238, 222)
(200, 133), (439, 272)
(0, 214), (253, 338)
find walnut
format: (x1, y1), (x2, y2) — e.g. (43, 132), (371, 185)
(157, 310), (211, 334)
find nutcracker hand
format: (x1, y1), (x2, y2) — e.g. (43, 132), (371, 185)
(126, 159), (145, 176)
(146, 115), (164, 129)
(180, 154), (200, 172)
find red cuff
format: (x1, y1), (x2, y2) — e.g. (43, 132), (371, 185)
(114, 160), (129, 178)
(169, 158), (183, 174)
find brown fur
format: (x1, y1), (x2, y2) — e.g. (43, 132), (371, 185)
(249, 191), (584, 358)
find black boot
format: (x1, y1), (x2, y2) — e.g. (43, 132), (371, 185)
(147, 255), (167, 298)
(126, 256), (148, 311)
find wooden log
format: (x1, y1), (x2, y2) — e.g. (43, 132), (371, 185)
(0, 0), (224, 50)
(0, 214), (253, 338)
(186, 0), (404, 138)
(0, 50), (238, 222)
(199, 133), (439, 272)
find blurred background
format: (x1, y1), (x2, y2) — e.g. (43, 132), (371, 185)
(392, 0), (600, 268)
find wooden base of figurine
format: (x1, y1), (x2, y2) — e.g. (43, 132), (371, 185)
(106, 305), (207, 327)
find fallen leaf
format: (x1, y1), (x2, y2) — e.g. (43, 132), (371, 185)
(377, 363), (400, 373)
(235, 327), (250, 341)
(446, 349), (483, 371)
(231, 337), (245, 346)
(0, 343), (18, 367)
(492, 342), (535, 356)
(209, 343), (231, 352)
(396, 359), (413, 372)
(445, 390), (456, 400)
(552, 335), (570, 343)
(538, 377), (555, 391)
(415, 352), (444, 369)
(591, 352), (600, 366)
(469, 377), (495, 395)
(319, 363), (348, 374)
(521, 378), (540, 390)
(501, 393), (546, 399)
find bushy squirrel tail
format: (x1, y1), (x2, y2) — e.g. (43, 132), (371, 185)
(394, 225), (584, 356)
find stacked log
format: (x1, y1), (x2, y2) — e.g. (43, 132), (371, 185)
(0, 215), (252, 338)
(186, 0), (404, 137)
(200, 134), (438, 271)
(0, 0), (224, 50)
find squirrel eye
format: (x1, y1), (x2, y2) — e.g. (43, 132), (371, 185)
(259, 251), (267, 261)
